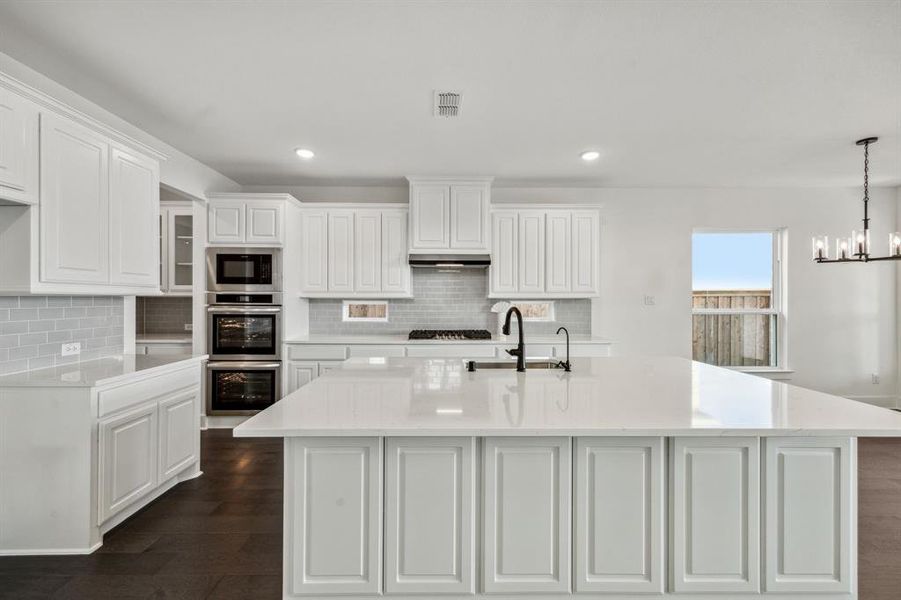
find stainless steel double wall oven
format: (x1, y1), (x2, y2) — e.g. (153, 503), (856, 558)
(206, 248), (283, 416)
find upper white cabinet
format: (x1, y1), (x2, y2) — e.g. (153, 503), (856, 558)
(300, 205), (411, 298)
(159, 202), (193, 295)
(490, 206), (599, 298)
(408, 178), (491, 253)
(207, 194), (290, 245)
(0, 86), (38, 205)
(0, 79), (163, 295)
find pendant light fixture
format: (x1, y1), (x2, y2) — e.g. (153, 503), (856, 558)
(813, 137), (901, 263)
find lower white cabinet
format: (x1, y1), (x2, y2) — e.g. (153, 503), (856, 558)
(287, 361), (318, 395)
(482, 437), (571, 593)
(286, 437), (382, 596)
(385, 437), (476, 594)
(671, 437), (760, 593)
(98, 382), (201, 525)
(764, 437), (854, 593)
(158, 390), (201, 481)
(574, 437), (664, 593)
(98, 401), (159, 523)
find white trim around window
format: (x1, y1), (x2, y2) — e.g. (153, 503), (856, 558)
(342, 300), (389, 322)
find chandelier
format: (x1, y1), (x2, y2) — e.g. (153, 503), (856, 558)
(812, 137), (900, 263)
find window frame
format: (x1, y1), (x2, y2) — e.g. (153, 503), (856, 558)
(342, 300), (389, 323)
(509, 301), (556, 322)
(691, 228), (787, 372)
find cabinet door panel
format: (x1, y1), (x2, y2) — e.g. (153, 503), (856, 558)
(286, 361), (317, 395)
(327, 211), (354, 293)
(764, 437), (853, 593)
(40, 113), (110, 284)
(166, 208), (194, 293)
(99, 402), (158, 523)
(300, 211), (328, 293)
(381, 210), (410, 294)
(449, 185), (488, 249)
(411, 184), (449, 249)
(545, 211), (572, 293)
(672, 437), (760, 592)
(158, 389), (200, 481)
(110, 147), (159, 287)
(483, 437), (570, 593)
(246, 202), (282, 244)
(491, 212), (517, 294)
(575, 437), (664, 593)
(517, 211), (545, 294)
(0, 89), (38, 203)
(208, 201), (245, 244)
(353, 210), (382, 293)
(286, 437), (381, 595)
(385, 437), (475, 594)
(572, 210), (599, 294)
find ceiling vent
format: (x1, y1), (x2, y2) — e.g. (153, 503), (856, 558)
(434, 91), (463, 117)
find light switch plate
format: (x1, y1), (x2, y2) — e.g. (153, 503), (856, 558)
(61, 342), (81, 356)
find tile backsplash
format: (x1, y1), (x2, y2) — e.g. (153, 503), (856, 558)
(0, 296), (124, 375)
(309, 270), (591, 336)
(136, 296), (193, 334)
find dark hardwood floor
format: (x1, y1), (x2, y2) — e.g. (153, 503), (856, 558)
(0, 430), (283, 600)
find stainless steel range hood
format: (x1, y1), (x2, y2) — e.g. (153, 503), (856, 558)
(408, 254), (491, 269)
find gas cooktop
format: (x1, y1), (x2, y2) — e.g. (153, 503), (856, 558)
(408, 329), (492, 341)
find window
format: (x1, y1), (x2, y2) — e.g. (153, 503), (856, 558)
(342, 301), (389, 322)
(510, 301), (555, 322)
(691, 231), (783, 368)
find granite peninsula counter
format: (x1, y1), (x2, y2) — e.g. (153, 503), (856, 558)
(235, 356), (901, 599)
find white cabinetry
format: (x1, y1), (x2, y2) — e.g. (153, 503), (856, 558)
(158, 390), (200, 481)
(385, 437), (475, 594)
(159, 202), (193, 294)
(110, 147), (159, 287)
(483, 437), (571, 593)
(574, 437), (664, 593)
(300, 205), (411, 298)
(490, 206), (599, 298)
(207, 193), (292, 245)
(286, 437), (382, 595)
(408, 178), (491, 253)
(0, 86), (38, 204)
(764, 437), (854, 593)
(40, 113), (111, 284)
(98, 401), (159, 523)
(671, 437), (760, 593)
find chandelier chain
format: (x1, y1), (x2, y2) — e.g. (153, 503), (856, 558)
(864, 140), (869, 201)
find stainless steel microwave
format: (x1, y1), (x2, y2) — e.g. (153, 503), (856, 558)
(206, 247), (282, 293)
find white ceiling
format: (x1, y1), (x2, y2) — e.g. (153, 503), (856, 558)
(0, 0), (899, 188)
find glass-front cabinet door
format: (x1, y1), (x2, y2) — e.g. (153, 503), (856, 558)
(163, 204), (193, 294)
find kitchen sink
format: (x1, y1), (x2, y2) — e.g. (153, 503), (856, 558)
(465, 359), (561, 371)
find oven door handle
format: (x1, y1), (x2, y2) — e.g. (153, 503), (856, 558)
(207, 306), (282, 313)
(207, 361), (282, 369)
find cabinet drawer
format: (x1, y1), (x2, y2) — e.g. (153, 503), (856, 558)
(98, 366), (198, 417)
(406, 344), (496, 358)
(287, 344), (348, 360)
(347, 345), (406, 358)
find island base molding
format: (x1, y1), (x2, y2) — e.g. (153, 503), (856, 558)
(281, 435), (856, 598)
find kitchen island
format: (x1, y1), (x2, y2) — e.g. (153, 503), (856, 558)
(234, 356), (901, 599)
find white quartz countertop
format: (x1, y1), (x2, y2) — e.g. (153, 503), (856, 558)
(0, 354), (207, 388)
(283, 334), (612, 345)
(136, 334), (192, 344)
(234, 356), (901, 438)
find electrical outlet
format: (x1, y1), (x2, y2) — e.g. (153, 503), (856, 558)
(872, 373), (880, 385)
(643, 295), (656, 306)
(61, 342), (81, 357)
(184, 323), (193, 331)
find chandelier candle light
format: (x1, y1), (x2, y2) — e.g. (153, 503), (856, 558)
(813, 137), (901, 263)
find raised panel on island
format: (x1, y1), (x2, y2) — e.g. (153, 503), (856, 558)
(574, 437), (664, 593)
(98, 402), (159, 524)
(385, 437), (476, 594)
(483, 436), (571, 593)
(285, 437), (382, 596)
(671, 437), (760, 593)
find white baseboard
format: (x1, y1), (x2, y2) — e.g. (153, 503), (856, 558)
(0, 541), (102, 556)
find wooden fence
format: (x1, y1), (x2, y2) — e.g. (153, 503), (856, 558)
(692, 290), (773, 367)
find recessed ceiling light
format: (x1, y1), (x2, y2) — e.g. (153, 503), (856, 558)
(295, 148), (315, 159)
(580, 150), (600, 162)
